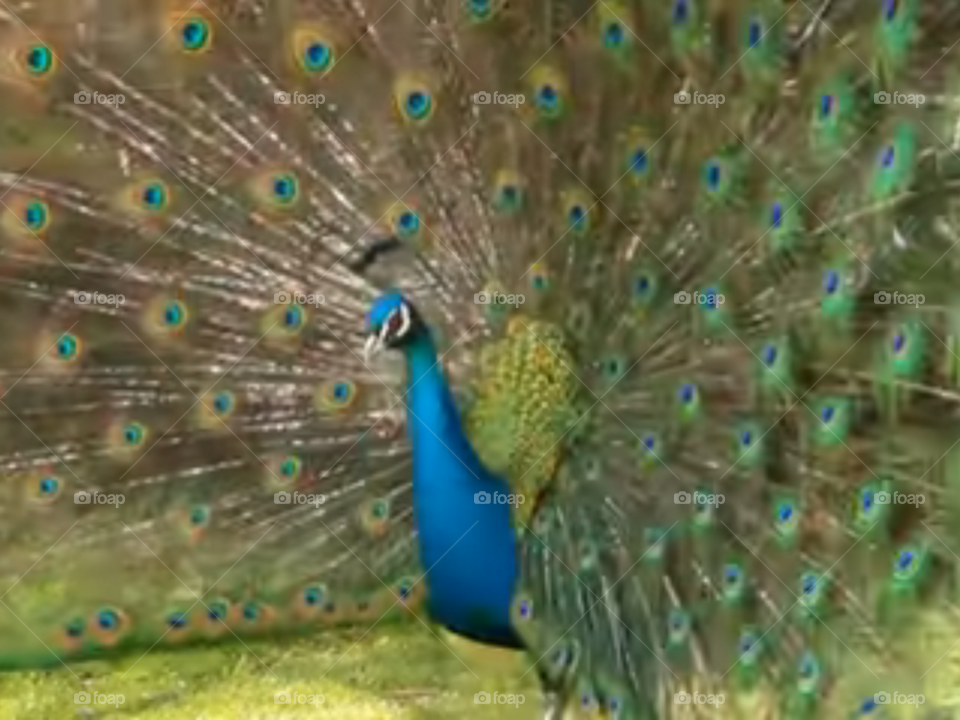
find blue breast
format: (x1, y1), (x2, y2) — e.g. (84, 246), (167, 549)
(403, 335), (520, 646)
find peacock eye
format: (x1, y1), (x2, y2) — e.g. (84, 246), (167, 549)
(304, 42), (332, 71)
(25, 45), (53, 75)
(181, 18), (211, 52)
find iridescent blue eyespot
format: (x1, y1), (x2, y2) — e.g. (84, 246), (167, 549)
(142, 183), (167, 210)
(604, 22), (625, 48)
(820, 405), (834, 423)
(771, 202), (782, 229)
(98, 609), (119, 630)
(284, 305), (303, 329)
(802, 574), (816, 594)
(882, 0), (896, 21)
(630, 148), (648, 174)
(820, 94), (833, 118)
(748, 18), (762, 47)
(705, 161), (721, 191)
(163, 301), (184, 327)
(213, 391), (233, 414)
(778, 503), (793, 522)
(892, 333), (905, 354)
(24, 201), (48, 230)
(243, 604), (259, 621)
(207, 604), (226, 621)
(822, 269), (839, 295)
(304, 587), (322, 606)
(672, 0), (689, 24)
(272, 173), (298, 204)
(762, 344), (777, 365)
(25, 45), (53, 75)
(897, 550), (914, 570)
(405, 90), (431, 120)
(519, 599), (532, 618)
(181, 18), (211, 52)
(860, 697), (877, 714)
(467, 0), (492, 20)
(862, 489), (873, 511)
(123, 423), (144, 445)
(167, 611), (188, 629)
(879, 146), (895, 169)
(304, 42), (332, 71)
(333, 382), (349, 401)
(396, 210), (420, 236)
(679, 383), (695, 403)
(568, 204), (586, 230)
(725, 564), (740, 584)
(537, 84), (559, 111)
(66, 618), (84, 637)
(56, 334), (78, 361)
(39, 477), (58, 495)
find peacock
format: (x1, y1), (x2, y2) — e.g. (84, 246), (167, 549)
(3, 0), (960, 717)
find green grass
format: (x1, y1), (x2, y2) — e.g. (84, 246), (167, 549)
(0, 619), (539, 719)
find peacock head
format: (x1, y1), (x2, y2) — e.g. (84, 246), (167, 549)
(365, 291), (424, 359)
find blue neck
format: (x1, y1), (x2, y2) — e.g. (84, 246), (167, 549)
(402, 332), (520, 647)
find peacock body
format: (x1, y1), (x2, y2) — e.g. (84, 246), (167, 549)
(1, 0), (960, 717)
